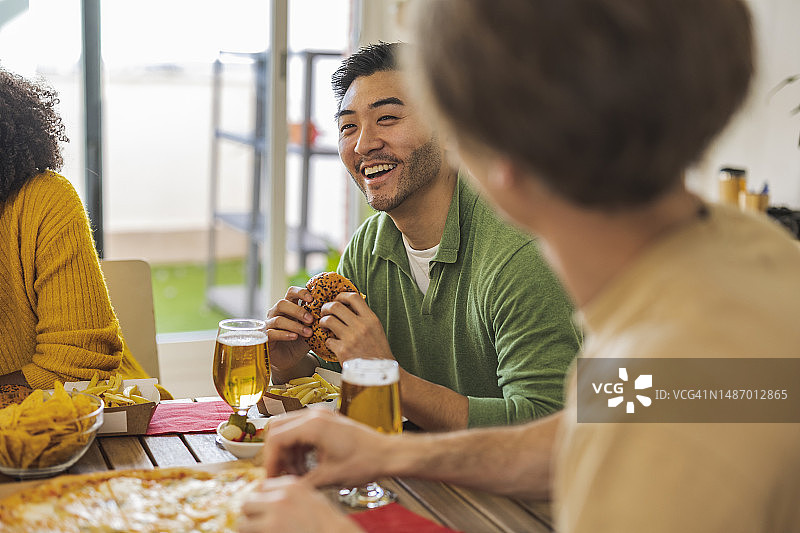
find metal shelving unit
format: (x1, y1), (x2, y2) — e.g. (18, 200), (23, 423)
(206, 49), (341, 317)
(207, 51), (268, 318)
(291, 50), (342, 268)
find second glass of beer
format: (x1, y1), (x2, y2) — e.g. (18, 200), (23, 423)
(338, 358), (402, 508)
(212, 319), (270, 417)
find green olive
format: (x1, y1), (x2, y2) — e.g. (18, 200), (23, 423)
(227, 413), (247, 431)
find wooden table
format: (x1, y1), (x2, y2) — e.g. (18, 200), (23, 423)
(0, 399), (553, 532)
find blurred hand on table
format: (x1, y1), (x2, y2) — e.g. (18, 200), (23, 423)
(262, 409), (395, 488)
(239, 475), (361, 533)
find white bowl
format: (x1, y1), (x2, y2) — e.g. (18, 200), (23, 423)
(216, 418), (268, 459)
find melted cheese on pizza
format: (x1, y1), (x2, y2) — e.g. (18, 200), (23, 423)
(0, 467), (262, 532)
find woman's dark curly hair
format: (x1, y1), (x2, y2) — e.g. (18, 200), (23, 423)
(0, 68), (68, 203)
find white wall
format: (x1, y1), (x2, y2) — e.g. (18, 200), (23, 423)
(352, 0), (408, 46)
(687, 0), (800, 208)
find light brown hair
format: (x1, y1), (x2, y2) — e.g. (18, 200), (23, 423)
(411, 0), (754, 208)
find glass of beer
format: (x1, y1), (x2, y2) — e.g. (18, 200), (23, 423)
(212, 319), (270, 417)
(337, 358), (402, 509)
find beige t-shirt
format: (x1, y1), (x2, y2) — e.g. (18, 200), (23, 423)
(554, 205), (800, 532)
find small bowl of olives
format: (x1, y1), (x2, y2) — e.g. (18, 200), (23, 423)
(216, 415), (268, 459)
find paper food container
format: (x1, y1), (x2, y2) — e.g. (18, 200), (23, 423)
(64, 378), (160, 435)
(258, 367), (340, 416)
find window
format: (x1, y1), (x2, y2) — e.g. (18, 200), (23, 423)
(1, 0), (353, 334)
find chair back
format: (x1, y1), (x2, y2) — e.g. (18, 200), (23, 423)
(100, 259), (160, 379)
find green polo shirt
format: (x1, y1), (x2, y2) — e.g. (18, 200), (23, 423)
(324, 177), (579, 427)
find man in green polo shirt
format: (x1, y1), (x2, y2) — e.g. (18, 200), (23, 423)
(265, 42), (579, 431)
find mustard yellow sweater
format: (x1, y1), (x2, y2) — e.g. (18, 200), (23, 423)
(0, 171), (149, 389)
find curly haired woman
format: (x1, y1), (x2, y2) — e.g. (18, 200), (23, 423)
(0, 68), (157, 392)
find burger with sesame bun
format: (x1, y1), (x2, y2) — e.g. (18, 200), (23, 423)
(302, 272), (361, 362)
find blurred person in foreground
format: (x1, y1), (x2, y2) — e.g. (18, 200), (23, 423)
(265, 42), (579, 431)
(240, 0), (800, 531)
(0, 68), (161, 392)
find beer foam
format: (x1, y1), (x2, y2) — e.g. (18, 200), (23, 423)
(218, 331), (267, 346)
(341, 359), (399, 386)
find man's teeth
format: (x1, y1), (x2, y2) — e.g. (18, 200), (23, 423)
(363, 163), (397, 176)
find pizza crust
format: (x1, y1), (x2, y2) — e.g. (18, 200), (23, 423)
(0, 466), (263, 532)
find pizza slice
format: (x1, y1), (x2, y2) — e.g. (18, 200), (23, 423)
(105, 467), (263, 532)
(0, 466), (263, 532)
(0, 470), (132, 532)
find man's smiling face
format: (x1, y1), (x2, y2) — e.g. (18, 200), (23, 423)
(336, 70), (443, 213)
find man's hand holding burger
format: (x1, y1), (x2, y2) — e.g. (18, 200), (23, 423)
(265, 272), (394, 383)
(318, 292), (395, 363)
(265, 286), (319, 383)
(267, 272), (468, 430)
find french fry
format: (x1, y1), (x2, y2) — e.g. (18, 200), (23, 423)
(268, 373), (341, 406)
(75, 373), (154, 408)
(103, 393), (135, 407)
(297, 388), (320, 406)
(83, 384), (111, 396)
(287, 376), (318, 386)
(313, 373), (338, 394)
(128, 394), (151, 405)
(285, 382), (317, 397)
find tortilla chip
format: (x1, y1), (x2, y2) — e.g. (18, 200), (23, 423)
(51, 423), (83, 440)
(49, 387), (78, 420)
(37, 434), (84, 468)
(48, 403), (78, 424)
(73, 393), (97, 414)
(76, 414), (98, 433)
(2, 430), (27, 467)
(18, 415), (60, 436)
(0, 433), (12, 467)
(0, 384), (100, 470)
(17, 389), (45, 412)
(0, 404), (20, 428)
(19, 433), (50, 469)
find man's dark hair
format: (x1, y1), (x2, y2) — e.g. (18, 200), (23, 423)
(0, 69), (67, 203)
(413, 0), (754, 209)
(331, 42), (401, 111)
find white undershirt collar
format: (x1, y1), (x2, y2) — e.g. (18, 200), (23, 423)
(401, 233), (439, 295)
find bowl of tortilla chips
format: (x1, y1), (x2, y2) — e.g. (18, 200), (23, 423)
(0, 382), (103, 479)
